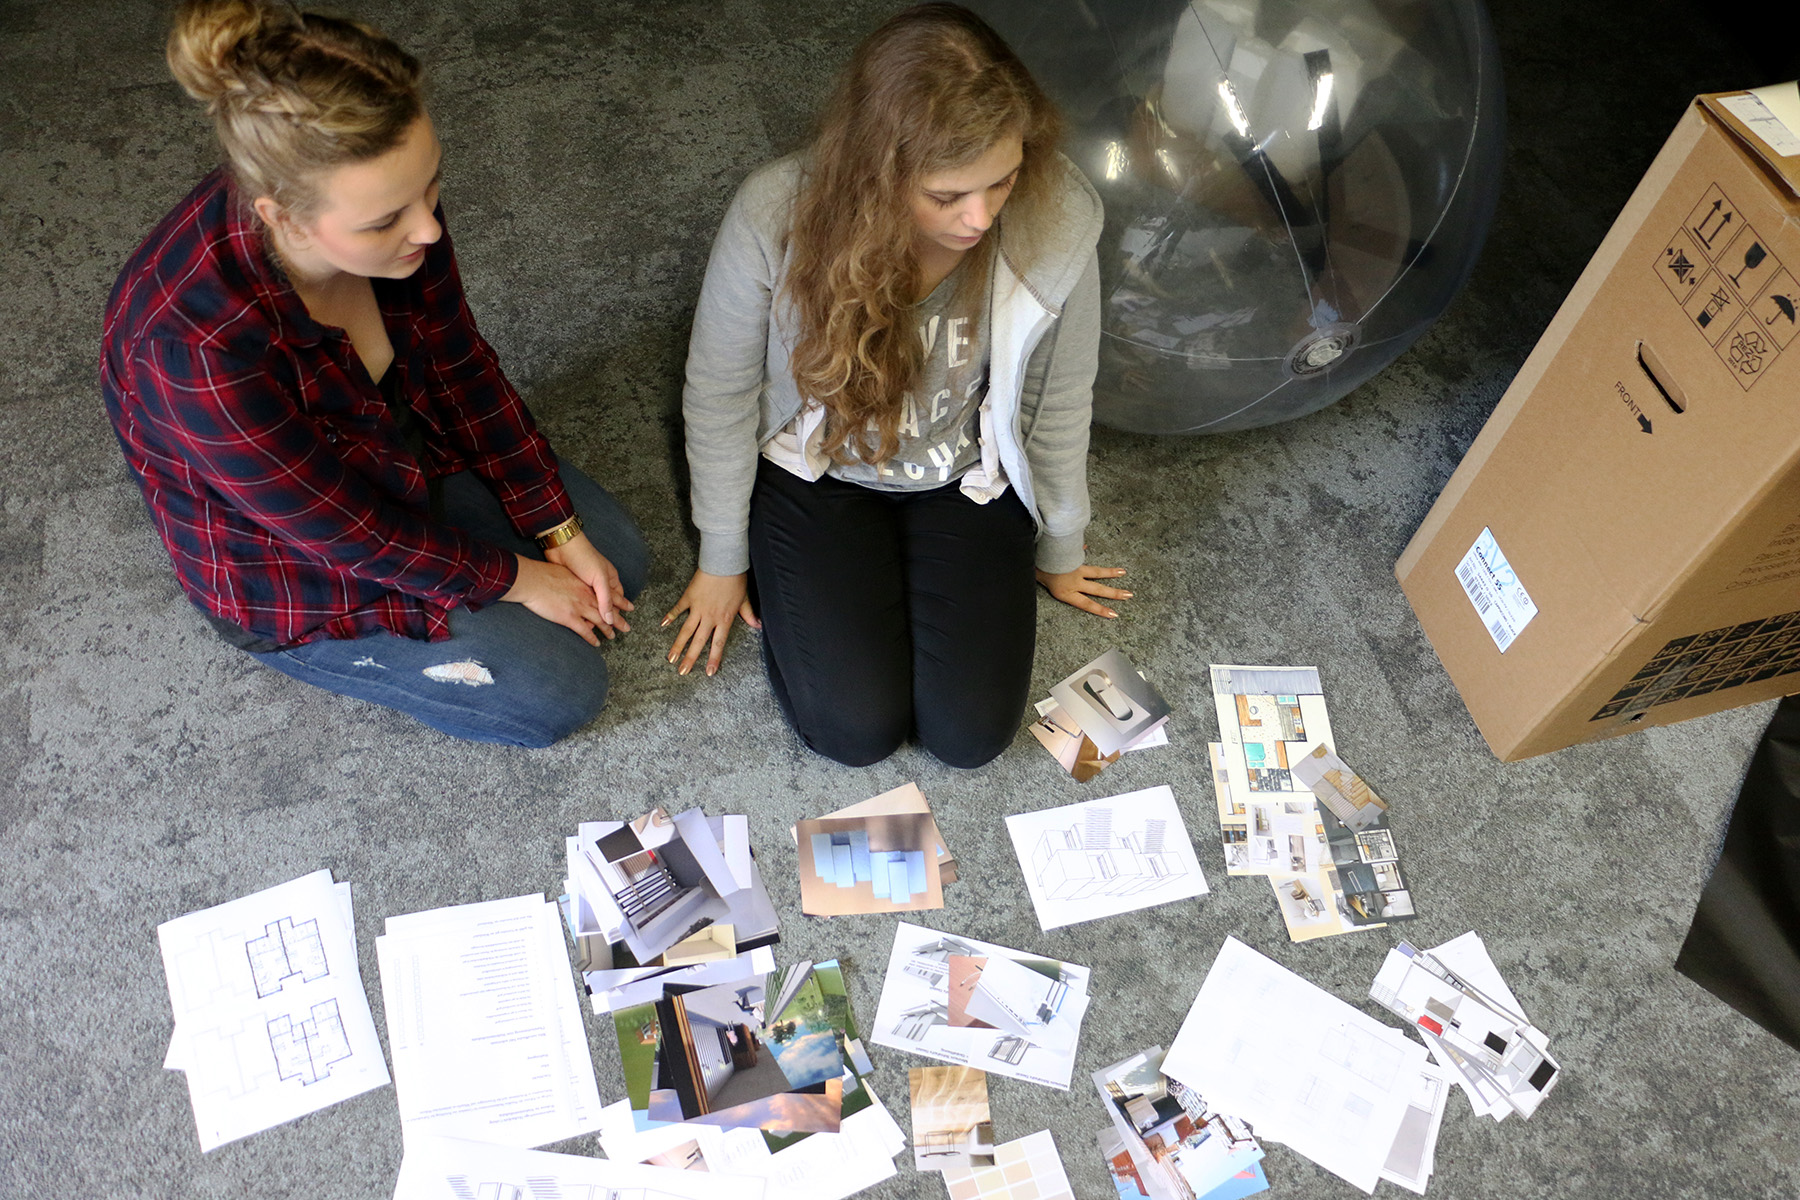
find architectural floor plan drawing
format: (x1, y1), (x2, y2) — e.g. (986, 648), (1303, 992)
(1163, 937), (1427, 1195)
(246, 915), (329, 997)
(1208, 665), (1336, 881)
(1005, 786), (1209, 931)
(268, 997), (353, 1086)
(157, 869), (389, 1152)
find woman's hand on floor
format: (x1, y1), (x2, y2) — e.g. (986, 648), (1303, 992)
(1036, 563), (1132, 618)
(663, 569), (761, 676)
(545, 533), (633, 637)
(502, 554), (620, 646)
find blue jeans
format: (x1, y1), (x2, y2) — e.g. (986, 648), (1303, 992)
(249, 464), (649, 747)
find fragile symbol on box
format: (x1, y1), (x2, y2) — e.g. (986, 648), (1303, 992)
(1663, 184), (1789, 388)
(1455, 528), (1537, 653)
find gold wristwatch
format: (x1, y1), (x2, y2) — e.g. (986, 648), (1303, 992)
(535, 513), (583, 550)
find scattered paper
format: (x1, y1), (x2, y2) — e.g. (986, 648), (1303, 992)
(1208, 667), (1414, 943)
(1030, 699), (1120, 781)
(1051, 650), (1173, 756)
(795, 811), (945, 916)
(1287, 746), (1416, 927)
(569, 807), (778, 973)
(595, 1081), (907, 1200)
(908, 1065), (994, 1171)
(1031, 653), (1172, 780)
(1370, 934), (1560, 1122)
(394, 1133), (757, 1199)
(793, 782), (958, 886)
(1379, 1061), (1452, 1195)
(1163, 937), (1427, 1194)
(871, 923), (1091, 1089)
(1005, 785), (1208, 931)
(157, 869), (389, 1152)
(378, 894), (602, 1147)
(1207, 665), (1335, 875)
(1099, 1127), (1269, 1200)
(942, 1129), (1076, 1200)
(1092, 1046), (1262, 1200)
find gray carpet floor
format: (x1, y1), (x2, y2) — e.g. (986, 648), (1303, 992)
(4, 1), (1798, 1197)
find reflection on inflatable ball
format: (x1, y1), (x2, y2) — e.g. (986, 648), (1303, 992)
(976, 0), (1505, 434)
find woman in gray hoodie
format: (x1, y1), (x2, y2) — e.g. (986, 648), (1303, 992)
(664, 3), (1130, 767)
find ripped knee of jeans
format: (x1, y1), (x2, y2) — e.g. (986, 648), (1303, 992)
(422, 660), (495, 687)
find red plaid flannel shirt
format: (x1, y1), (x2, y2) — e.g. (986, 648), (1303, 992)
(100, 170), (574, 647)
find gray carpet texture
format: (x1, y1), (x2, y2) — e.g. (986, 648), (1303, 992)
(4, 1), (1798, 1197)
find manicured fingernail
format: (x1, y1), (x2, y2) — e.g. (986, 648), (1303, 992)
(1122, 591), (1134, 598)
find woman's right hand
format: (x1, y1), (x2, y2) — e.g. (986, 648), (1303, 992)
(501, 554), (613, 646)
(663, 570), (761, 677)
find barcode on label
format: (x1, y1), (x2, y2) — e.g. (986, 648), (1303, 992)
(1455, 527), (1536, 654)
(1458, 559), (1495, 615)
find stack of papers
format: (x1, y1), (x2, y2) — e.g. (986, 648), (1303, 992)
(157, 869), (390, 1151)
(871, 922), (1092, 1089)
(564, 805), (779, 1010)
(1098, 1127), (1268, 1200)
(1163, 937), (1429, 1194)
(1004, 786), (1209, 931)
(1031, 649), (1171, 781)
(376, 893), (602, 1147)
(1092, 1046), (1263, 1200)
(792, 783), (955, 915)
(598, 957), (905, 1200)
(1370, 933), (1560, 1124)
(1207, 665), (1417, 940)
(395, 1133), (761, 1199)
(596, 1085), (906, 1200)
(610, 957), (883, 1152)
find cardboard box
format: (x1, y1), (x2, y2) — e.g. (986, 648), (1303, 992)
(1397, 85), (1800, 760)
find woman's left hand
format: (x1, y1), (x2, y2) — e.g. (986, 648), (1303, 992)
(1036, 564), (1132, 618)
(544, 532), (634, 637)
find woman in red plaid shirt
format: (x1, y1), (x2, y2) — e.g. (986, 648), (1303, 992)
(101, 0), (648, 747)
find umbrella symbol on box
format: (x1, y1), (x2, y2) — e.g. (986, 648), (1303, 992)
(1768, 294), (1797, 326)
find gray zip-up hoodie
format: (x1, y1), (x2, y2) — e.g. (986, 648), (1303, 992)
(682, 151), (1104, 577)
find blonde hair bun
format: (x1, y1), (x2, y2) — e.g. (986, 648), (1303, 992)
(166, 0), (297, 107)
(162, 0), (422, 214)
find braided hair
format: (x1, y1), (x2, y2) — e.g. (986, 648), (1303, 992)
(166, 0), (422, 216)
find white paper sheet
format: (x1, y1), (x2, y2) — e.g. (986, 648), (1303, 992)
(379, 894), (602, 1147)
(394, 1133), (757, 1199)
(1005, 785), (1209, 930)
(1413, 931), (1549, 1121)
(869, 922), (1091, 1089)
(1379, 1060), (1451, 1195)
(1162, 937), (1426, 1194)
(594, 1079), (906, 1200)
(158, 869), (390, 1152)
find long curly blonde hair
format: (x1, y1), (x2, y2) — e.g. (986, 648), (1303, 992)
(166, 0), (422, 217)
(784, 3), (1063, 466)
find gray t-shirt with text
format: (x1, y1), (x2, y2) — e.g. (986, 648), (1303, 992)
(827, 265), (989, 490)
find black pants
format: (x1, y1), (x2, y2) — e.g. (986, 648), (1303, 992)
(748, 458), (1038, 768)
(1675, 694), (1800, 1052)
